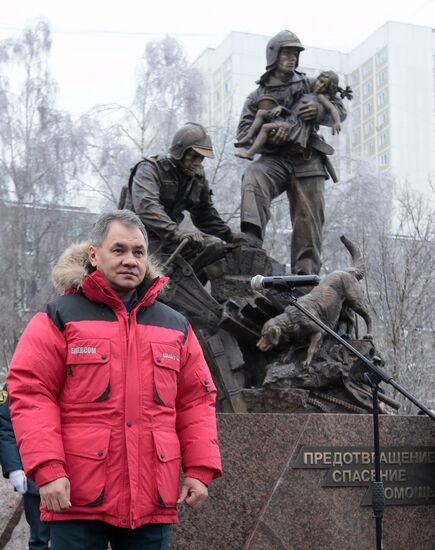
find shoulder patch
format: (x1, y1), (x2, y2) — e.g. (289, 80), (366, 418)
(0, 389), (8, 405)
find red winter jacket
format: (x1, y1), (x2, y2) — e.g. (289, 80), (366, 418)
(7, 262), (221, 528)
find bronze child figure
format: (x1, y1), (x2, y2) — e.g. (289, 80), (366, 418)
(235, 71), (352, 160)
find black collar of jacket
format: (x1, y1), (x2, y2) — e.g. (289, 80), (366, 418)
(136, 277), (158, 303)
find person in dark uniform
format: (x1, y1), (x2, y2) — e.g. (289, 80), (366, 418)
(237, 30), (347, 275)
(123, 122), (248, 276)
(0, 385), (50, 550)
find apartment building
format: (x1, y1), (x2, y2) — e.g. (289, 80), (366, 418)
(192, 22), (435, 196)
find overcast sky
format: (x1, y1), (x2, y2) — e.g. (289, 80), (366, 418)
(1, 0), (434, 115)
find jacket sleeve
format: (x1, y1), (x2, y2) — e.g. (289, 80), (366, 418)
(6, 312), (68, 486)
(189, 178), (233, 242)
(176, 325), (222, 486)
(236, 89), (259, 141)
(131, 161), (179, 242)
(0, 386), (23, 477)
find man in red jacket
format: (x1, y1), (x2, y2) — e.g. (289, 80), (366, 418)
(7, 210), (222, 550)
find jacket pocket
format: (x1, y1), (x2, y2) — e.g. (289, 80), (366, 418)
(62, 339), (110, 403)
(151, 342), (180, 408)
(152, 430), (181, 508)
(195, 368), (216, 394)
(63, 425), (110, 507)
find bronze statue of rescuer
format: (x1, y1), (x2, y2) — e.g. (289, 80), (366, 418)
(122, 122), (248, 278)
(237, 30), (348, 275)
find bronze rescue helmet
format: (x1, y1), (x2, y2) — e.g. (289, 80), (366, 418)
(265, 30), (305, 70)
(169, 122), (215, 160)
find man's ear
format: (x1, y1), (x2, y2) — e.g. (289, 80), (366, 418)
(88, 244), (98, 268)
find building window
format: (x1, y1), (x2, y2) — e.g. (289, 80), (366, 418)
(376, 109), (389, 128)
(364, 139), (375, 157)
(223, 78), (232, 96)
(362, 58), (373, 78)
(352, 87), (360, 104)
(377, 90), (388, 108)
(379, 152), (389, 166)
(363, 119), (374, 137)
(378, 131), (389, 148)
(376, 69), (387, 88)
(363, 99), (374, 117)
(222, 56), (232, 75)
(350, 69), (359, 87)
(362, 80), (373, 97)
(376, 47), (388, 67)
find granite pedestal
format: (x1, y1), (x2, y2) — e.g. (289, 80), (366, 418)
(172, 414), (434, 550)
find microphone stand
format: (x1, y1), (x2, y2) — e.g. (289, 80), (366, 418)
(283, 287), (435, 550)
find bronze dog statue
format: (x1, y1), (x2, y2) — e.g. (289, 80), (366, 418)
(256, 235), (373, 367)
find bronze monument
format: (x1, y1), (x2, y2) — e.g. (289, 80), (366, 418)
(121, 36), (397, 415)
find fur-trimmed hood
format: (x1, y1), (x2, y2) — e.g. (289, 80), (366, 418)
(51, 241), (164, 294)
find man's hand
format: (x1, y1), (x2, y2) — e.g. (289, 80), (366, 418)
(270, 125), (290, 145)
(9, 469), (27, 494)
(177, 477), (208, 509)
(40, 477), (71, 512)
(229, 231), (252, 245)
(298, 101), (319, 121)
(178, 231), (204, 247)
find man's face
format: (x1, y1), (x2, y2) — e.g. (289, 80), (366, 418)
(88, 221), (148, 300)
(276, 47), (298, 76)
(181, 149), (205, 176)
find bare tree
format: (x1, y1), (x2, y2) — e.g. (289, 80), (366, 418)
(206, 115), (243, 229)
(323, 161), (434, 412)
(73, 115), (134, 207)
(0, 21), (90, 376)
(322, 159), (394, 273)
(364, 188), (435, 412)
(77, 36), (205, 209)
(0, 20), (77, 203)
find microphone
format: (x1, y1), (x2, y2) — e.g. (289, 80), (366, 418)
(251, 274), (320, 291)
